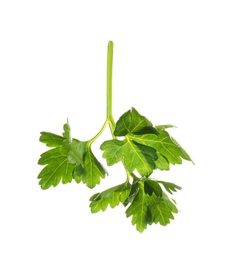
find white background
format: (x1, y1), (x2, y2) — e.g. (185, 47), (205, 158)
(1, 0), (229, 259)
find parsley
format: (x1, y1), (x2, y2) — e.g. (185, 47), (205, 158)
(37, 41), (193, 232)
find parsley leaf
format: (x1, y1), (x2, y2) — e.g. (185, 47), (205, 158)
(74, 146), (107, 188)
(101, 107), (192, 177)
(149, 194), (175, 226)
(125, 181), (152, 232)
(114, 107), (158, 136)
(89, 181), (131, 212)
(38, 122), (106, 189)
(100, 139), (158, 176)
(128, 127), (193, 166)
(125, 179), (180, 232)
(38, 144), (76, 189)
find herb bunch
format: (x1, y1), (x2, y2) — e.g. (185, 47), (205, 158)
(37, 41), (193, 232)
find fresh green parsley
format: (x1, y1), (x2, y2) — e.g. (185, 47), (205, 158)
(37, 41), (193, 232)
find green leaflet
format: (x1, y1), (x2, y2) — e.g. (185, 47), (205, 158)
(126, 181), (152, 233)
(114, 107), (158, 136)
(39, 132), (64, 147)
(89, 181), (131, 212)
(128, 129), (193, 165)
(62, 121), (71, 144)
(155, 124), (176, 131)
(154, 152), (170, 170)
(74, 146), (107, 189)
(149, 194), (175, 226)
(143, 179), (163, 197)
(162, 192), (178, 214)
(158, 181), (182, 194)
(100, 138), (158, 176)
(125, 179), (179, 232)
(62, 122), (86, 165)
(38, 129), (78, 189)
(37, 122), (106, 189)
(38, 146), (76, 189)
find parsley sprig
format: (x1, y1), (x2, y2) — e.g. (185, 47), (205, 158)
(37, 41), (193, 232)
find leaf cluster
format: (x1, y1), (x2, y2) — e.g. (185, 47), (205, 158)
(38, 121), (107, 189)
(90, 178), (181, 232)
(101, 107), (192, 177)
(37, 107), (193, 232)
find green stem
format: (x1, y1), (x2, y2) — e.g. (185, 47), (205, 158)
(88, 41), (134, 183)
(88, 120), (108, 145)
(88, 41), (115, 145)
(107, 41), (115, 129)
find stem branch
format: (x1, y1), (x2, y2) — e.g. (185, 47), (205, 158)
(88, 41), (134, 183)
(88, 41), (115, 144)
